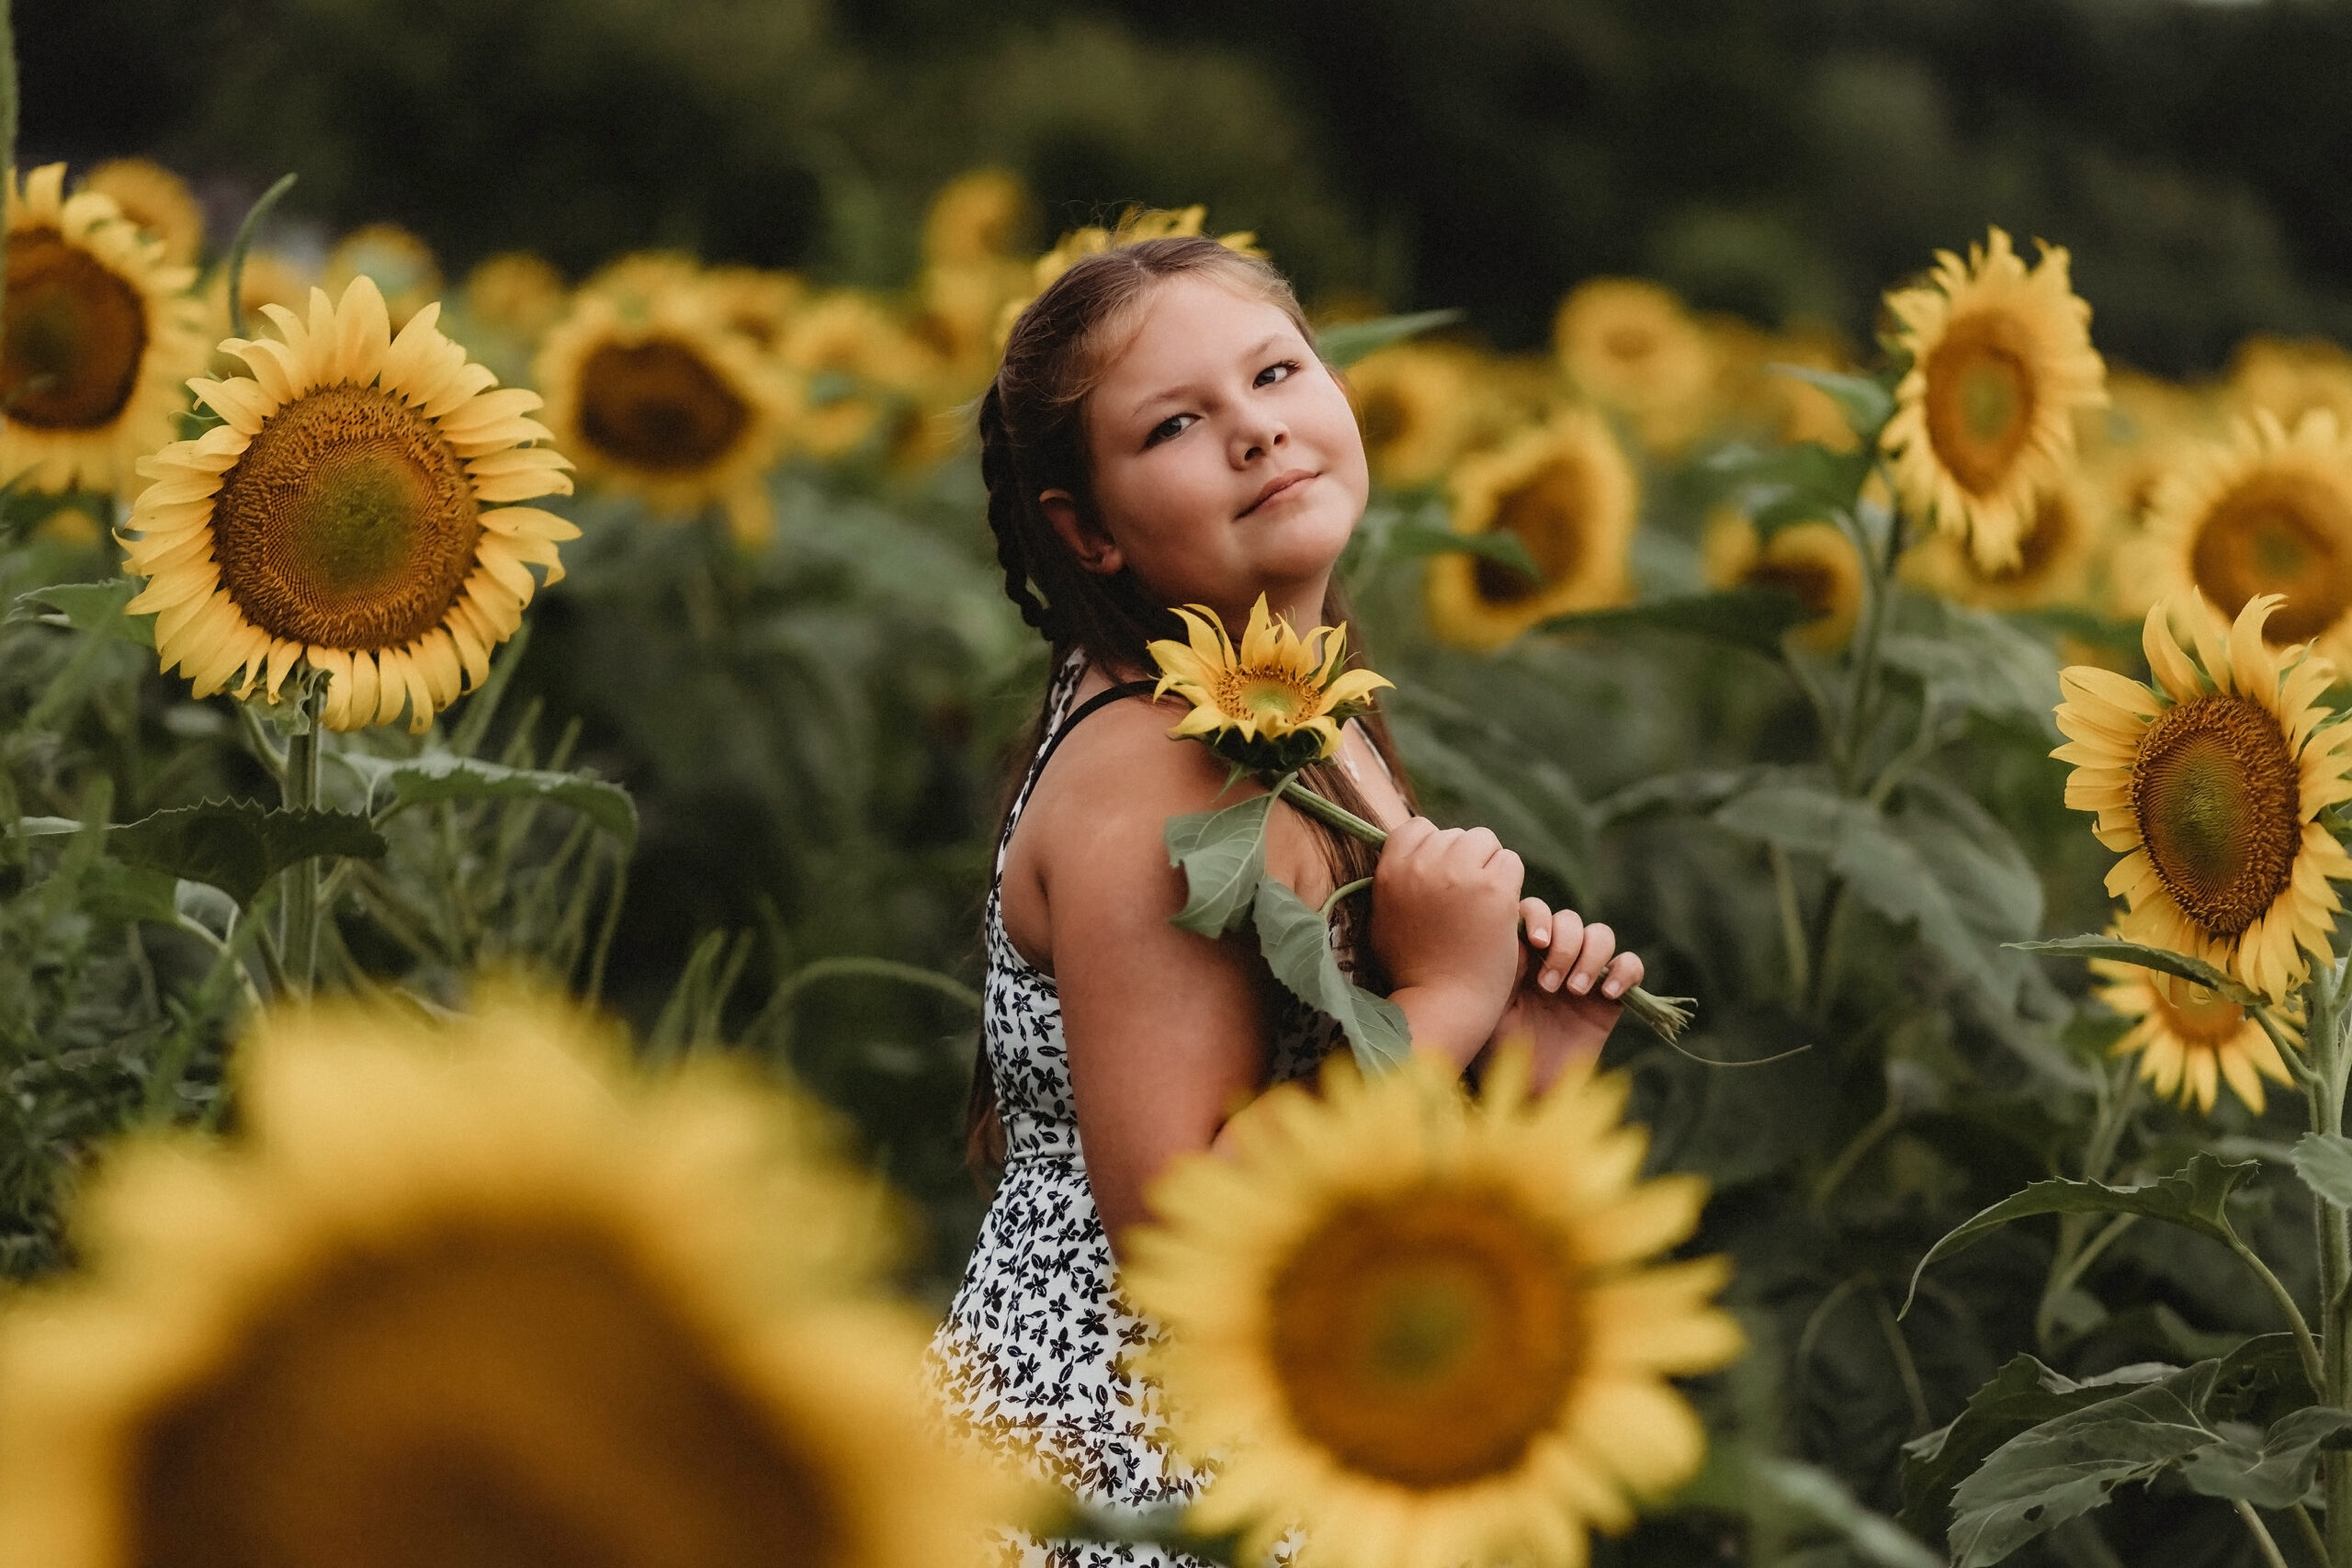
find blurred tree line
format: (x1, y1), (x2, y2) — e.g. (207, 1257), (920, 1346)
(22, 0), (2352, 376)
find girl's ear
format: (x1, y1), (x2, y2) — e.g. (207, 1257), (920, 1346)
(1040, 490), (1125, 578)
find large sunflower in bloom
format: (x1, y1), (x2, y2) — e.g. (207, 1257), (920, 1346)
(2, 163), (210, 496)
(119, 276), (578, 733)
(2091, 951), (2299, 1115)
(1882, 229), (2108, 571)
(1147, 593), (1393, 773)
(2127, 410), (2352, 669)
(1125, 1051), (1743, 1568)
(0, 989), (1001, 1568)
(1426, 408), (1638, 650)
(2053, 592), (2352, 1000)
(536, 282), (791, 547)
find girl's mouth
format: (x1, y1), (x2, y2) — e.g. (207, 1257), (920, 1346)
(1239, 468), (1317, 518)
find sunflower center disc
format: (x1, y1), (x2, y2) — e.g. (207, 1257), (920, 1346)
(1922, 312), (2038, 495)
(211, 383), (482, 650)
(578, 338), (752, 472)
(1746, 552), (1840, 620)
(2, 226), (151, 430)
(2189, 470), (2352, 643)
(2131, 692), (2302, 939)
(1475, 457), (1589, 605)
(2150, 975), (2248, 1047)
(1360, 389), (1408, 451)
(1268, 1190), (1579, 1489)
(127, 1228), (835, 1568)
(1227, 674), (1310, 726)
(1602, 324), (1659, 362)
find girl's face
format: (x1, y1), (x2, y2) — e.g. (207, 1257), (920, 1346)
(1046, 273), (1370, 633)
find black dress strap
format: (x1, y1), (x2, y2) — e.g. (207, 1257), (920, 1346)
(1027, 679), (1159, 784)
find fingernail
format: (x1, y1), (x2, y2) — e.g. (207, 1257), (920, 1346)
(1541, 971), (1561, 993)
(1602, 977), (1624, 998)
(1568, 974), (1591, 995)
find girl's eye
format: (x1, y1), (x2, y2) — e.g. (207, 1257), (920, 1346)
(1146, 412), (1195, 447)
(1256, 359), (1299, 388)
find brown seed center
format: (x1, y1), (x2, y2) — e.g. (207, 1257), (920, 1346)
(578, 338), (752, 472)
(128, 1228), (837, 1568)
(1267, 1189), (1580, 1489)
(1922, 310), (2039, 494)
(1474, 457), (1591, 604)
(2188, 469), (2352, 643)
(211, 383), (481, 650)
(2130, 691), (2302, 939)
(2, 226), (151, 431)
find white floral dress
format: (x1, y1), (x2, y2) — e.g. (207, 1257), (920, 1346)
(926, 655), (1339, 1566)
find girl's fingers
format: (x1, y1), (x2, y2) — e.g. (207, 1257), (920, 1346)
(1566, 922), (1616, 995)
(1600, 949), (1645, 998)
(1541, 911), (1584, 992)
(1521, 897), (1553, 948)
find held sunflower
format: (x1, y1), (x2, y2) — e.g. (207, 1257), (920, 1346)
(1125, 1050), (1743, 1568)
(536, 282), (791, 547)
(0, 989), (1002, 1568)
(2, 163), (211, 497)
(1147, 594), (1393, 774)
(1426, 408), (1638, 651)
(119, 275), (580, 733)
(1882, 228), (2108, 572)
(2053, 592), (2352, 1000)
(2127, 409), (2352, 668)
(2090, 952), (2300, 1115)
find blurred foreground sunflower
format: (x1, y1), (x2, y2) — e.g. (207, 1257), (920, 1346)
(82, 158), (206, 268)
(2091, 951), (2299, 1115)
(119, 276), (578, 732)
(1702, 511), (1863, 650)
(1147, 593), (1393, 773)
(537, 284), (789, 547)
(2129, 410), (2352, 667)
(1125, 1050), (1742, 1568)
(2054, 592), (2352, 1000)
(2, 163), (209, 495)
(1882, 229), (2107, 571)
(1902, 479), (2107, 613)
(324, 222), (443, 333)
(0, 989), (1002, 1568)
(1426, 408), (1637, 650)
(1552, 279), (1716, 454)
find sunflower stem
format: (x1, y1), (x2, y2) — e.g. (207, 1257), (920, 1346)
(223, 173), (299, 342)
(2297, 964), (2352, 1566)
(278, 680), (327, 997)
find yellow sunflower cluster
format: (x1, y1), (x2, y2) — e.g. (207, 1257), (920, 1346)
(1125, 1048), (1743, 1568)
(0, 989), (1005, 1568)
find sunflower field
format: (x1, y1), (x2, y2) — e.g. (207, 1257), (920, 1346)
(20, 3), (2352, 1565)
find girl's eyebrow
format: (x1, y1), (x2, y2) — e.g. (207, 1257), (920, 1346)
(1127, 333), (1291, 422)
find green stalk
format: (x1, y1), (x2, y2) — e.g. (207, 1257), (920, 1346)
(2303, 963), (2352, 1566)
(1269, 775), (1696, 1043)
(278, 682), (327, 995)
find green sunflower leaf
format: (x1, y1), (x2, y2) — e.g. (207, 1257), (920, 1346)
(1164, 791), (1277, 938)
(2180, 1403), (2352, 1509)
(341, 752), (639, 852)
(1538, 588), (1816, 658)
(7, 578), (154, 648)
(1902, 1154), (2263, 1316)
(1767, 363), (1897, 440)
(1315, 308), (1464, 367)
(2006, 934), (2260, 1007)
(1882, 599), (2062, 737)
(2290, 1132), (2352, 1210)
(1252, 875), (1411, 1073)
(1683, 1445), (1942, 1568)
(1382, 521), (1542, 585)
(105, 799), (388, 906)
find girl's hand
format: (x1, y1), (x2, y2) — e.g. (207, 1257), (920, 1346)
(1498, 897), (1645, 1084)
(1371, 817), (1525, 1065)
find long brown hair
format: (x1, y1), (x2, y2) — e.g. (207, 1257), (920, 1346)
(966, 235), (1416, 1175)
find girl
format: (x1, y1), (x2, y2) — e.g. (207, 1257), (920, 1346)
(927, 236), (1644, 1562)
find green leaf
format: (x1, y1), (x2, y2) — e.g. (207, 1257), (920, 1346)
(1164, 792), (1276, 938)
(78, 861), (186, 924)
(2007, 934), (2260, 1007)
(1948, 1365), (2225, 1566)
(8, 578), (154, 648)
(1252, 875), (1411, 1073)
(1900, 1356), (2175, 1541)
(1880, 600), (2062, 736)
(107, 799), (388, 906)
(1705, 441), (1875, 527)
(2292, 1133), (2352, 1210)
(1767, 363), (1897, 439)
(1316, 309), (1464, 367)
(1683, 1446), (1943, 1568)
(1904, 1154), (2261, 1315)
(2182, 1404), (2352, 1508)
(1714, 782), (2030, 1005)
(341, 752), (639, 852)
(1537, 588), (1816, 658)
(1383, 521), (1541, 584)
